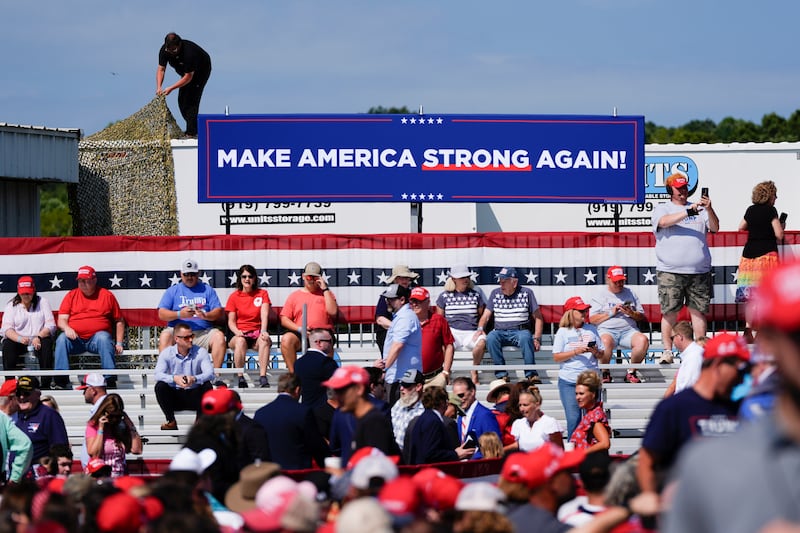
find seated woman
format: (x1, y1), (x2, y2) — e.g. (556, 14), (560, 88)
(506, 386), (564, 453)
(85, 393), (143, 477)
(225, 264), (273, 388)
(569, 370), (611, 454)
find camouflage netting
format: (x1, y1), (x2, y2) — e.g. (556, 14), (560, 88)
(73, 96), (186, 236)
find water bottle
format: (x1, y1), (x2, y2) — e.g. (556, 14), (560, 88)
(25, 343), (39, 371)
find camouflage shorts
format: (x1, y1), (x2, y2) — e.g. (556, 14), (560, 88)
(656, 271), (712, 314)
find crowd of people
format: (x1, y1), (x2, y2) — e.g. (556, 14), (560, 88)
(0, 176), (797, 531)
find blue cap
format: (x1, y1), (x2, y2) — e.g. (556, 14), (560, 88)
(497, 267), (518, 280)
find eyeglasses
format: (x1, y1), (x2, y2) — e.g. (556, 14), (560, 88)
(182, 272), (198, 277)
(176, 334), (195, 340)
(670, 333), (682, 342)
(456, 392), (467, 399)
(315, 338), (333, 344)
(165, 46), (179, 54)
(240, 274), (254, 279)
(408, 300), (425, 306)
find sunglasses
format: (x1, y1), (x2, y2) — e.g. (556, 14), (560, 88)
(240, 274), (254, 279)
(176, 334), (195, 340)
(182, 272), (198, 277)
(456, 392), (467, 399)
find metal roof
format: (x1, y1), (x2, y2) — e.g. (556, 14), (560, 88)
(0, 122), (81, 183)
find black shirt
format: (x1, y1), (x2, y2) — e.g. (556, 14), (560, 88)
(742, 203), (779, 258)
(159, 39), (211, 78)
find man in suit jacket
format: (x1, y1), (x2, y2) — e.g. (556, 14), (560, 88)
(294, 328), (339, 409)
(405, 386), (473, 465)
(254, 373), (330, 470)
(452, 376), (501, 460)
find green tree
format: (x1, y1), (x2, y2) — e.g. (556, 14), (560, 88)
(367, 106), (411, 114)
(40, 183), (72, 236)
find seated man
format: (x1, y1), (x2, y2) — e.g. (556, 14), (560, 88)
(477, 267), (544, 383)
(154, 321), (215, 430)
(157, 259), (226, 369)
(279, 262), (338, 373)
(589, 265), (650, 383)
(12, 376), (66, 473)
(54, 266), (125, 390)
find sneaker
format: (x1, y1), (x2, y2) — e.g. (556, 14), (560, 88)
(659, 349), (675, 364)
(602, 370), (613, 383)
(161, 420), (178, 431)
(106, 378), (118, 390)
(213, 379), (227, 388)
(238, 377), (248, 389)
(625, 370), (642, 384)
(53, 383), (72, 391)
(529, 375), (542, 385)
(259, 376), (270, 388)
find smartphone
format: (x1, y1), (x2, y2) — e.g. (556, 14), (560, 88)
(701, 187), (709, 197)
(780, 212), (788, 225)
(588, 341), (597, 348)
(623, 301), (632, 307)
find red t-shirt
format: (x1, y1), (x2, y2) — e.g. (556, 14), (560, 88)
(58, 288), (122, 340)
(420, 312), (455, 373)
(225, 289), (272, 332)
(280, 289), (335, 330)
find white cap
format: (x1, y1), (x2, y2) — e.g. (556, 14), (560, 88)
(169, 447), (217, 474)
(350, 455), (398, 490)
(455, 482), (506, 512)
(181, 259), (199, 274)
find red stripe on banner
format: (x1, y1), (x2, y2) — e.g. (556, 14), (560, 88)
(0, 231), (776, 256)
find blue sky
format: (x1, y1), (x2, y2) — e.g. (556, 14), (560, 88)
(3, 0), (800, 136)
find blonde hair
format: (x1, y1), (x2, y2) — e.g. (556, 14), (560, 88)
(444, 276), (475, 292)
(752, 180), (777, 205)
(519, 385), (543, 406)
(576, 370), (602, 396)
(558, 309), (580, 329)
(478, 432), (504, 459)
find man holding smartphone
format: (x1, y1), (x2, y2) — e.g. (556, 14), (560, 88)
(652, 174), (719, 364)
(279, 262), (338, 373)
(590, 266), (650, 383)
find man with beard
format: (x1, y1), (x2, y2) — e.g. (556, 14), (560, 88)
(390, 369), (425, 452)
(664, 260), (800, 532)
(374, 284), (422, 405)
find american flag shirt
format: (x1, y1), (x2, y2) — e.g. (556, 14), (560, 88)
(486, 287), (539, 330)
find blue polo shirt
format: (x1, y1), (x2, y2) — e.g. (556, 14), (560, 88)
(13, 402), (69, 462)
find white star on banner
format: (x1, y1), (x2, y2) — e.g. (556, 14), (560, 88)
(139, 274), (152, 287)
(321, 272), (331, 285)
(470, 271), (479, 283)
(643, 269), (656, 284)
(554, 270), (568, 284)
(377, 271), (391, 285)
(401, 117), (408, 124)
(347, 270), (361, 284)
(199, 272), (212, 285)
(288, 272), (301, 285)
(418, 192), (425, 198)
(259, 272), (272, 286)
(50, 276), (63, 289)
(584, 270), (597, 284)
(401, 193), (408, 200)
(427, 193), (434, 200)
(437, 193), (443, 200)
(436, 118), (443, 124)
(410, 118), (417, 124)
(731, 269), (738, 282)
(410, 194), (417, 200)
(525, 270), (538, 284)
(169, 273), (181, 286)
(228, 273), (238, 286)
(437, 270), (449, 285)
(109, 274), (123, 288)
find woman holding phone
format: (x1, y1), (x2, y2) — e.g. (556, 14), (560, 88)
(736, 181), (784, 343)
(552, 296), (604, 438)
(85, 393), (142, 477)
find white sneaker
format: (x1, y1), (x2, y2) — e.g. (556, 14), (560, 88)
(659, 349), (675, 364)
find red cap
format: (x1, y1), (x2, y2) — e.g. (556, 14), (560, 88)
(114, 476), (147, 493)
(48, 477), (67, 494)
(346, 446), (400, 470)
(76, 266), (96, 280)
(419, 473), (463, 511)
(409, 287), (430, 301)
(322, 365), (369, 390)
(17, 276), (35, 294)
(606, 266), (626, 282)
(86, 458), (110, 476)
(666, 173), (689, 189)
(703, 332), (750, 362)
(564, 296), (591, 312)
(96, 493), (143, 533)
(751, 259), (800, 333)
(379, 476), (420, 516)
(0, 379), (18, 398)
(501, 445), (586, 489)
(201, 387), (243, 416)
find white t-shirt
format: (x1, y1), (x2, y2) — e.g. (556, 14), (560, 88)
(554, 325), (603, 383)
(675, 341), (704, 393)
(652, 201), (712, 273)
(590, 286), (644, 331)
(510, 413), (563, 452)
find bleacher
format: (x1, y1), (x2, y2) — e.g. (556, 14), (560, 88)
(1, 329), (679, 464)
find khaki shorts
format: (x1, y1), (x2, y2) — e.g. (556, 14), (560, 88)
(657, 271), (712, 314)
(163, 327), (219, 350)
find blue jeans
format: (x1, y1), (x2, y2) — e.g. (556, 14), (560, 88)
(486, 328), (537, 378)
(54, 331), (116, 371)
(559, 378), (581, 438)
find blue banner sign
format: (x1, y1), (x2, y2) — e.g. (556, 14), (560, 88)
(197, 114), (645, 204)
